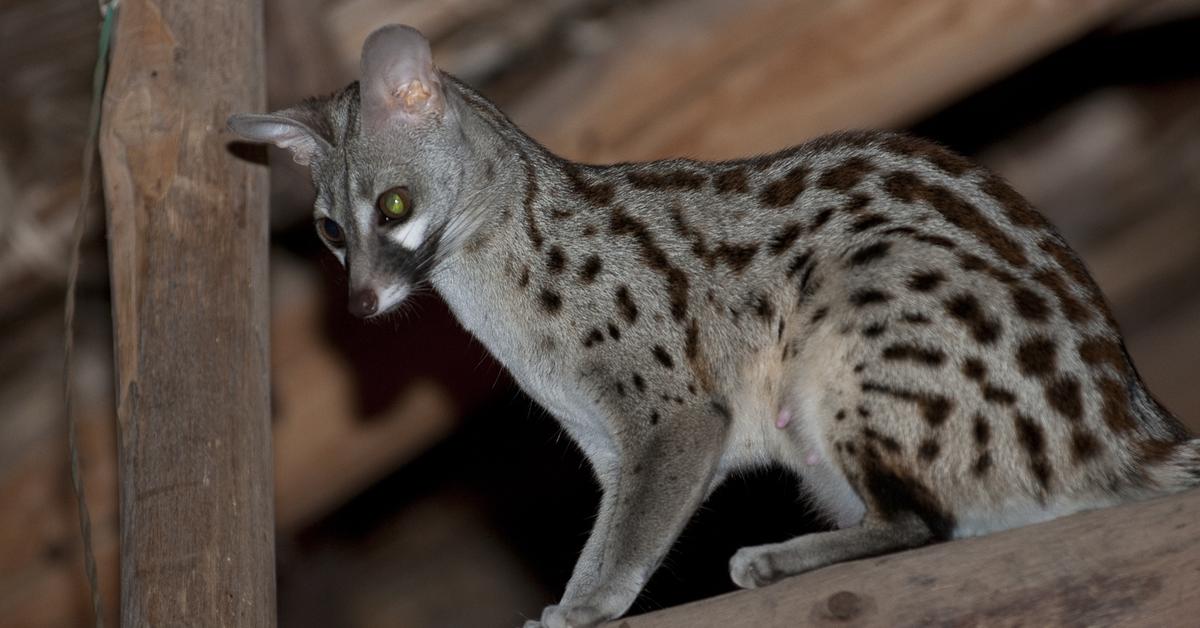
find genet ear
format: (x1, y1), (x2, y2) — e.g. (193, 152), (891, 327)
(227, 110), (331, 166)
(360, 24), (445, 131)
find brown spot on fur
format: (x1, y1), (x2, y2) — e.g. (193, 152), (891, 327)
(626, 169), (708, 190)
(847, 241), (892, 267)
(759, 166), (809, 207)
(579, 255), (603, 283)
(615, 285), (638, 324)
(1045, 375), (1083, 421)
(882, 343), (946, 367)
(983, 386), (1017, 406)
(881, 134), (973, 177)
(1039, 237), (1115, 325)
(861, 382), (953, 427)
(582, 328), (604, 347)
(1071, 429), (1101, 462)
(973, 413), (991, 446)
(610, 206), (690, 321)
(712, 242), (759, 273)
(1136, 439), (1177, 466)
(901, 312), (931, 324)
(769, 222), (803, 255)
(1016, 336), (1058, 378)
(811, 307), (829, 323)
(863, 427), (901, 453)
(973, 451), (993, 476)
(860, 457), (956, 540)
(539, 288), (562, 314)
(632, 373), (646, 392)
(851, 289), (891, 307)
(714, 167), (749, 194)
(959, 253), (1018, 284)
(520, 151), (543, 249)
(963, 358), (986, 381)
(751, 294), (774, 321)
(835, 409), (846, 421)
(668, 202), (715, 268)
(844, 193), (872, 212)
(908, 270), (946, 292)
(546, 245), (566, 274)
(811, 207), (834, 232)
(945, 293), (1001, 344)
(918, 439), (941, 462)
(1098, 376), (1136, 433)
(1014, 413), (1052, 491)
(652, 345), (675, 370)
(850, 214), (890, 233)
(1078, 336), (1126, 374)
(914, 233), (958, 250)
(818, 156), (876, 191)
(1011, 286), (1050, 322)
(980, 172), (1049, 229)
(1032, 268), (1090, 323)
(786, 251), (812, 279)
(862, 322), (886, 338)
(885, 171), (1029, 267)
(562, 162), (614, 206)
(518, 265), (530, 288)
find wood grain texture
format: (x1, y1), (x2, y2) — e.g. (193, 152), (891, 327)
(614, 488), (1200, 627)
(512, 0), (1145, 162)
(99, 0), (275, 625)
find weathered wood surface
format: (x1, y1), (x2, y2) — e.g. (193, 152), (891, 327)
(511, 0), (1146, 163)
(616, 488), (1200, 627)
(99, 0), (275, 625)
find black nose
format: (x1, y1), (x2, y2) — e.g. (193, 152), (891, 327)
(349, 289), (379, 318)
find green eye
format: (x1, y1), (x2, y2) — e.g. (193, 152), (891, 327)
(377, 186), (412, 221)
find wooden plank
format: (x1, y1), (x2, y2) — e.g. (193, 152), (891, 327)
(99, 0), (275, 625)
(510, 0), (1145, 162)
(615, 488), (1200, 627)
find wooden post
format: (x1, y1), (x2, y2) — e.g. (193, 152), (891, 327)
(99, 0), (275, 625)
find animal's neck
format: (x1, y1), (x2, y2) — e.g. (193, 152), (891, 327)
(430, 78), (555, 333)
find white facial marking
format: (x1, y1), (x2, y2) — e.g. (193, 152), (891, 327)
(388, 214), (431, 250)
(376, 283), (411, 313)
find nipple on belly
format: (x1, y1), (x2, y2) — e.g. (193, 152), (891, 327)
(775, 408), (792, 429)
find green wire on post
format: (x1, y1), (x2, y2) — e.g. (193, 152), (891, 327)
(64, 3), (119, 627)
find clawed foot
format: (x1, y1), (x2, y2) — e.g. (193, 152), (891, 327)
(523, 602), (610, 628)
(729, 544), (787, 589)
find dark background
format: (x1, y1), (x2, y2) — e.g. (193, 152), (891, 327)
(2, 1), (1198, 626)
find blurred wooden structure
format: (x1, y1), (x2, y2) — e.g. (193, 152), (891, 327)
(0, 0), (1197, 626)
(100, 0), (275, 624)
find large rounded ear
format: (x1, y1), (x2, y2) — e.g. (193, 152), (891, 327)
(360, 24), (445, 131)
(227, 109), (331, 166)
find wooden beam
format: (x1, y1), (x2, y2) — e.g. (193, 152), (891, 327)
(99, 0), (275, 625)
(614, 488), (1200, 627)
(510, 0), (1145, 162)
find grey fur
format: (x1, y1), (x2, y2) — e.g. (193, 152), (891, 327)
(229, 25), (1198, 628)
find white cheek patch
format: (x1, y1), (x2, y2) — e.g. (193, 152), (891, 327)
(388, 214), (431, 250)
(376, 283), (411, 313)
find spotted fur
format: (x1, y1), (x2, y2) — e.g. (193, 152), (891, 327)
(228, 25), (1197, 628)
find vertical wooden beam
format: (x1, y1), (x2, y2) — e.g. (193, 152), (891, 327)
(99, 0), (275, 625)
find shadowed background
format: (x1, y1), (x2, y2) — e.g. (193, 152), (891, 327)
(1, 1), (1198, 626)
